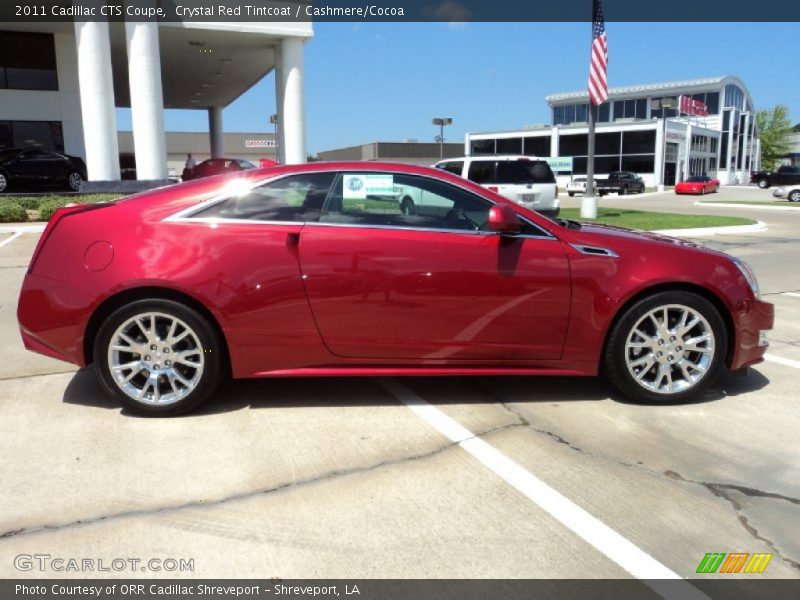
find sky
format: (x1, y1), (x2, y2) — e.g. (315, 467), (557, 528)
(117, 21), (800, 155)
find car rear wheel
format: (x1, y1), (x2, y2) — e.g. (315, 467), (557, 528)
(604, 291), (727, 404)
(67, 171), (84, 192)
(0, 172), (7, 193)
(94, 299), (224, 416)
(757, 179), (769, 189)
(401, 196), (416, 215)
(789, 190), (800, 202)
(568, 192), (574, 197)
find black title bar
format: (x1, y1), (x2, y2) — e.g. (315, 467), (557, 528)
(2, 0), (800, 22)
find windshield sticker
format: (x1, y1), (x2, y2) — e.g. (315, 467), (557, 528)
(343, 174), (395, 199)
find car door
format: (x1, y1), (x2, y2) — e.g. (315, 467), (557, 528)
(10, 149), (47, 185)
(298, 171), (571, 361)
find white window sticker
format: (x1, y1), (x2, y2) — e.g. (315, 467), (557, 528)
(343, 174), (395, 199)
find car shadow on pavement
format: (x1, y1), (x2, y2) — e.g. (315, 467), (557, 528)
(62, 365), (771, 417)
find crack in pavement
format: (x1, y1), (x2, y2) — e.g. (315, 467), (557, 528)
(494, 399), (800, 574)
(665, 470), (800, 573)
(0, 420), (525, 542)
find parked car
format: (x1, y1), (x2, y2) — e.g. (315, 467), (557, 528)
(751, 165), (800, 189)
(259, 158), (279, 169)
(596, 171), (646, 196)
(434, 155), (559, 218)
(566, 177), (589, 197)
(773, 186), (800, 202)
(17, 162), (773, 415)
(0, 148), (86, 193)
(182, 158), (256, 181)
(675, 175), (720, 195)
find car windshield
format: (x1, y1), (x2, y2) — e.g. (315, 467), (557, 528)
(686, 176), (705, 182)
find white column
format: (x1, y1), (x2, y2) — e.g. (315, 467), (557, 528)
(683, 123), (693, 179)
(74, 21), (120, 181)
(654, 120), (665, 191)
(274, 44), (285, 164)
(550, 126), (559, 157)
(208, 107), (224, 158)
(279, 38), (306, 165)
(125, 19), (167, 180)
(740, 113), (751, 183)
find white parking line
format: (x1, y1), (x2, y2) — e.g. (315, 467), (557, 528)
(0, 232), (23, 248)
(765, 354), (800, 370)
(781, 292), (800, 299)
(378, 378), (708, 600)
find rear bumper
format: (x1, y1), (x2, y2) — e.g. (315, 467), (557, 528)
(17, 272), (93, 368)
(730, 299), (774, 370)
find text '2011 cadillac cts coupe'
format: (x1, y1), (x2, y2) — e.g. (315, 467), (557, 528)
(17, 162), (773, 415)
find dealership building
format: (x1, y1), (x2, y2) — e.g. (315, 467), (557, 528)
(466, 76), (759, 187)
(0, 19), (311, 186)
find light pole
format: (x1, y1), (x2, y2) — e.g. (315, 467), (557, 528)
(269, 113), (279, 161)
(432, 117), (452, 159)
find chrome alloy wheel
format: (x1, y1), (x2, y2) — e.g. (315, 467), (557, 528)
(0, 173), (7, 192)
(107, 312), (204, 405)
(624, 304), (715, 395)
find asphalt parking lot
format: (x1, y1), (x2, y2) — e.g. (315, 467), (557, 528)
(0, 186), (798, 583)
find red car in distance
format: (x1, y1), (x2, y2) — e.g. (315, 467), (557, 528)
(182, 157), (256, 181)
(675, 175), (720, 195)
(17, 162), (773, 415)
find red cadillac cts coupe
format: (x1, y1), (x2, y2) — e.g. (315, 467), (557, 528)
(17, 162), (773, 415)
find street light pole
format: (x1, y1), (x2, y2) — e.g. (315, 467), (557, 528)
(432, 117), (452, 159)
(269, 113), (279, 161)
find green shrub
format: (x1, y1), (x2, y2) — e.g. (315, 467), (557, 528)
(0, 202), (28, 223)
(37, 198), (74, 221)
(16, 197), (41, 210)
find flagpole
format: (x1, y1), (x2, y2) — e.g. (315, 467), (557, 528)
(582, 101), (598, 219)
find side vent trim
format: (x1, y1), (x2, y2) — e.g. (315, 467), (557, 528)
(570, 244), (619, 258)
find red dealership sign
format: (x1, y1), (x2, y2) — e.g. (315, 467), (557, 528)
(679, 95), (709, 117)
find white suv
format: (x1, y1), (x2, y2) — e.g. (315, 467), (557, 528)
(434, 156), (559, 217)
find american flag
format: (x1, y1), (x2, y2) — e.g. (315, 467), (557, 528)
(588, 0), (608, 106)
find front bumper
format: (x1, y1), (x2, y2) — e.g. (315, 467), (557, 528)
(730, 299), (774, 370)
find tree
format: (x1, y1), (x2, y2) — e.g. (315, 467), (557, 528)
(755, 105), (792, 170)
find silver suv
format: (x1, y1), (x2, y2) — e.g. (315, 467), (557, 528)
(434, 155), (559, 217)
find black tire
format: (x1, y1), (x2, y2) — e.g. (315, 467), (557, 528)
(788, 189), (800, 202)
(0, 171), (8, 193)
(568, 192), (575, 197)
(66, 171), (84, 192)
(619, 185), (628, 196)
(604, 291), (727, 404)
(401, 196), (416, 215)
(757, 179), (769, 189)
(93, 299), (225, 416)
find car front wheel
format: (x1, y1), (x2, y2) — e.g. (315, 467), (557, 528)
(0, 171), (8, 193)
(757, 179), (769, 189)
(94, 299), (224, 416)
(604, 291), (727, 404)
(789, 190), (800, 202)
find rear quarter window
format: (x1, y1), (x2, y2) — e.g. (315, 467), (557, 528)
(467, 161), (495, 184)
(495, 161), (555, 185)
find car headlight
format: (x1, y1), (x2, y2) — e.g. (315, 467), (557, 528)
(733, 258), (760, 299)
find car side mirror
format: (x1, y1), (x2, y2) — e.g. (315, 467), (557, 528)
(487, 205), (523, 234)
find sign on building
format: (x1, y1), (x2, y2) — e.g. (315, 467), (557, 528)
(245, 139), (276, 148)
(545, 156), (573, 172)
(678, 95), (708, 117)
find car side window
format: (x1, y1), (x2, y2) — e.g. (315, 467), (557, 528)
(191, 172), (336, 222)
(437, 161), (464, 177)
(320, 172), (493, 232)
(467, 161), (495, 184)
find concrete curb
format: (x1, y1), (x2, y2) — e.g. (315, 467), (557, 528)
(653, 220), (767, 237)
(0, 223), (46, 233)
(695, 201), (800, 212)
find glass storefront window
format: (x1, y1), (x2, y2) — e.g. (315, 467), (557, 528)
(470, 139), (495, 156)
(0, 31), (58, 91)
(523, 136), (550, 157)
(496, 137), (522, 154)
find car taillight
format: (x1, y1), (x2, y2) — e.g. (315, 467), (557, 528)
(488, 186), (498, 193)
(28, 203), (111, 274)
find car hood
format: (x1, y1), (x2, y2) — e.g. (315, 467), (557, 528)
(568, 222), (727, 257)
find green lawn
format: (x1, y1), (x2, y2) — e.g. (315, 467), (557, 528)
(698, 200), (800, 207)
(559, 208), (754, 230)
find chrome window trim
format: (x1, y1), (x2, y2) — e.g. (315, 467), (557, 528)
(163, 168), (557, 240)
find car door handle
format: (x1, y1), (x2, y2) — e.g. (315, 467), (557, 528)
(286, 232), (300, 249)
